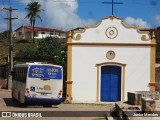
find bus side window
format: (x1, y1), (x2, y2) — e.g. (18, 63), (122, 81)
(22, 68), (25, 83)
(15, 69), (17, 81)
(24, 68), (27, 83)
(15, 68), (17, 81)
(16, 69), (18, 81)
(16, 69), (19, 81)
(21, 68), (23, 83)
(12, 68), (15, 80)
(20, 68), (26, 83)
(17, 69), (19, 81)
(12, 69), (14, 80)
(21, 69), (23, 81)
(18, 69), (21, 82)
(20, 68), (23, 82)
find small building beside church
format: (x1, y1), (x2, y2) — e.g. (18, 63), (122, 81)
(66, 16), (156, 103)
(15, 26), (66, 39)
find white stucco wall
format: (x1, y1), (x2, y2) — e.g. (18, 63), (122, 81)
(72, 46), (150, 103)
(70, 17), (152, 103)
(34, 31), (66, 39)
(15, 29), (22, 39)
(15, 28), (66, 39)
(73, 18), (150, 44)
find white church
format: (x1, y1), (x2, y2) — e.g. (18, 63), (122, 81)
(66, 16), (156, 103)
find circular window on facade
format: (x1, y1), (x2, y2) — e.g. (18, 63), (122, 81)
(106, 51), (115, 60)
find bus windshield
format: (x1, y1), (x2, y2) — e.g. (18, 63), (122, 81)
(28, 65), (62, 79)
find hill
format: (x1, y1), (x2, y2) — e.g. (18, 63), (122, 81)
(0, 39), (38, 65)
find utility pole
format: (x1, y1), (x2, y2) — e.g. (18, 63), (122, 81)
(4, 7), (18, 89)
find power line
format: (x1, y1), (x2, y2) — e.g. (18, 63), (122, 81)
(13, 11), (30, 25)
(0, 8), (8, 33)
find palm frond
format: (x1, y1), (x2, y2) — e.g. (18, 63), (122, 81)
(25, 1), (43, 25)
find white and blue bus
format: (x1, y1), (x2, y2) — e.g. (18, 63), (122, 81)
(12, 62), (63, 105)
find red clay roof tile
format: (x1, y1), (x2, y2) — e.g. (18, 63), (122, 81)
(15, 26), (66, 33)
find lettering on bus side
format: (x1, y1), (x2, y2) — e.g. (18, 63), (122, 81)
(37, 87), (44, 90)
(52, 68), (58, 72)
(37, 85), (51, 91)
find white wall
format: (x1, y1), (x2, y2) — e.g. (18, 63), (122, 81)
(73, 18), (150, 44)
(15, 28), (32, 39)
(72, 46), (150, 103)
(34, 31), (66, 39)
(15, 28), (66, 39)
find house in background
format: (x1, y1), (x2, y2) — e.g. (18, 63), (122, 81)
(14, 26), (66, 39)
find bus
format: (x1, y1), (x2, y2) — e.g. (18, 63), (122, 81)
(12, 62), (63, 106)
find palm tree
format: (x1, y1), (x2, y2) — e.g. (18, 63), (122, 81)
(25, 1), (43, 43)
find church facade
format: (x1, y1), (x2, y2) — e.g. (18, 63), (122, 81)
(66, 16), (156, 103)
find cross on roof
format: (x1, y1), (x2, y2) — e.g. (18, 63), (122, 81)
(102, 0), (123, 16)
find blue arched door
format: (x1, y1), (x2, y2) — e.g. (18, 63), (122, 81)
(101, 65), (121, 102)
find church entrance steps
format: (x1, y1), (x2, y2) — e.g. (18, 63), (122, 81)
(111, 92), (160, 119)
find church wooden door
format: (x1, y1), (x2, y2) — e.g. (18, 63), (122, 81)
(101, 65), (121, 102)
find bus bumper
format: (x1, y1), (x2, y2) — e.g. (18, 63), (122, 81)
(25, 96), (62, 105)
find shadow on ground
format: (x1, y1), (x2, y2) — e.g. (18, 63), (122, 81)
(3, 98), (25, 108)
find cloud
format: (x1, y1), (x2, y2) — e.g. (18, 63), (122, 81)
(44, 0), (96, 30)
(0, 4), (30, 32)
(154, 15), (160, 27)
(0, 4), (9, 32)
(125, 16), (151, 28)
(0, 10), (29, 32)
(12, 11), (30, 30)
(19, 0), (96, 30)
(0, 22), (7, 32)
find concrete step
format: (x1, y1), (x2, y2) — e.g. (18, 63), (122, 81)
(155, 102), (160, 103)
(155, 103), (160, 105)
(155, 104), (160, 106)
(155, 102), (160, 104)
(155, 107), (160, 109)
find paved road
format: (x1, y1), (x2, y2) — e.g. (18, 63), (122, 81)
(0, 89), (114, 120)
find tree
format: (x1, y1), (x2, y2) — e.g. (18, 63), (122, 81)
(36, 37), (67, 84)
(37, 37), (67, 65)
(25, 1), (43, 43)
(0, 30), (8, 40)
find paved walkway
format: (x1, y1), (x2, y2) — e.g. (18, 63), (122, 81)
(0, 89), (114, 120)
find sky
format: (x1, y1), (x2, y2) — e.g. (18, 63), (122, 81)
(0, 0), (160, 32)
